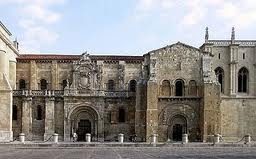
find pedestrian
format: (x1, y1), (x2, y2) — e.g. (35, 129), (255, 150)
(73, 132), (77, 142)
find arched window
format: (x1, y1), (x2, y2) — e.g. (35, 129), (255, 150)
(161, 80), (171, 96)
(12, 105), (17, 120)
(107, 80), (115, 91)
(62, 79), (68, 90)
(40, 79), (47, 90)
(238, 67), (249, 93)
(19, 79), (26, 90)
(175, 80), (184, 96)
(215, 67), (224, 93)
(118, 108), (125, 123)
(129, 80), (137, 92)
(189, 80), (197, 96)
(36, 105), (42, 120)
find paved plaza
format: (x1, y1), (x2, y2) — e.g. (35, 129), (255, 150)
(0, 147), (256, 159)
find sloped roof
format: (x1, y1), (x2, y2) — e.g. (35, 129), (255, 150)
(146, 41), (212, 56)
(17, 54), (144, 61)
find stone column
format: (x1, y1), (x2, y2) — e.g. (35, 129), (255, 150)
(22, 97), (33, 139)
(97, 118), (104, 142)
(146, 81), (158, 142)
(51, 61), (58, 90)
(44, 97), (55, 140)
(229, 45), (239, 96)
(30, 61), (37, 90)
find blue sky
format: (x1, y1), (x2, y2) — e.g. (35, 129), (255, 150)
(0, 0), (256, 55)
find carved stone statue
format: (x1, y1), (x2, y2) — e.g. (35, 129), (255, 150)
(71, 52), (99, 92)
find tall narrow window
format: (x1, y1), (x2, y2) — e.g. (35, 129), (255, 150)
(218, 53), (221, 59)
(36, 105), (42, 120)
(129, 80), (137, 92)
(19, 79), (26, 90)
(40, 79), (47, 90)
(238, 67), (248, 93)
(215, 67), (224, 93)
(175, 80), (184, 96)
(162, 80), (171, 96)
(62, 79), (68, 90)
(243, 53), (245, 59)
(118, 108), (125, 123)
(107, 80), (115, 91)
(189, 80), (197, 96)
(12, 105), (17, 120)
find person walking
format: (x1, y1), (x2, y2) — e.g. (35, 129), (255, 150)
(73, 132), (78, 142)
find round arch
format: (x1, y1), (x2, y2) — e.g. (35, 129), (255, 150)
(67, 105), (101, 142)
(167, 114), (187, 141)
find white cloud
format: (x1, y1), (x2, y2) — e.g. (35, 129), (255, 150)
(134, 0), (256, 29)
(20, 26), (59, 53)
(216, 1), (256, 29)
(20, 4), (61, 24)
(134, 0), (175, 19)
(0, 0), (66, 53)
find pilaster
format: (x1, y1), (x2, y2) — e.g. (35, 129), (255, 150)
(146, 81), (158, 142)
(201, 83), (221, 142)
(229, 44), (239, 96)
(30, 60), (37, 90)
(51, 61), (58, 90)
(44, 97), (55, 140)
(22, 97), (33, 139)
(135, 80), (147, 141)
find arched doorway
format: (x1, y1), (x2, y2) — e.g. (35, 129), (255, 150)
(68, 106), (100, 142)
(77, 119), (91, 141)
(168, 115), (187, 141)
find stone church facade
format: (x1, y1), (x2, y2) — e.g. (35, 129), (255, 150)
(0, 21), (256, 142)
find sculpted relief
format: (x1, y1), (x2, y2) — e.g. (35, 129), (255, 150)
(72, 52), (101, 92)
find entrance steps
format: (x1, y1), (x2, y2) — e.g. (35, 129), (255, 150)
(0, 142), (256, 148)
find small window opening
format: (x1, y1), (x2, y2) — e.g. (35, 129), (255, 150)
(118, 108), (125, 123)
(13, 105), (17, 120)
(36, 105), (42, 120)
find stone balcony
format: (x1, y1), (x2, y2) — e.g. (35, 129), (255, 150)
(13, 90), (136, 98)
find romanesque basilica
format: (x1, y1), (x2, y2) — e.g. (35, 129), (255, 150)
(0, 21), (256, 142)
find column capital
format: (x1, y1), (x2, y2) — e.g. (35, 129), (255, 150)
(22, 97), (32, 101)
(45, 97), (55, 101)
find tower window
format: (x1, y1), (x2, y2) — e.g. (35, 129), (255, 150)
(243, 53), (245, 59)
(218, 53), (221, 59)
(238, 67), (248, 93)
(175, 80), (184, 96)
(215, 67), (224, 93)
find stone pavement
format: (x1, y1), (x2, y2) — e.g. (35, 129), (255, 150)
(1, 141), (256, 148)
(0, 147), (256, 159)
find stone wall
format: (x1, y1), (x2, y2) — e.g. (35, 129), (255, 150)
(220, 97), (256, 141)
(158, 99), (201, 142)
